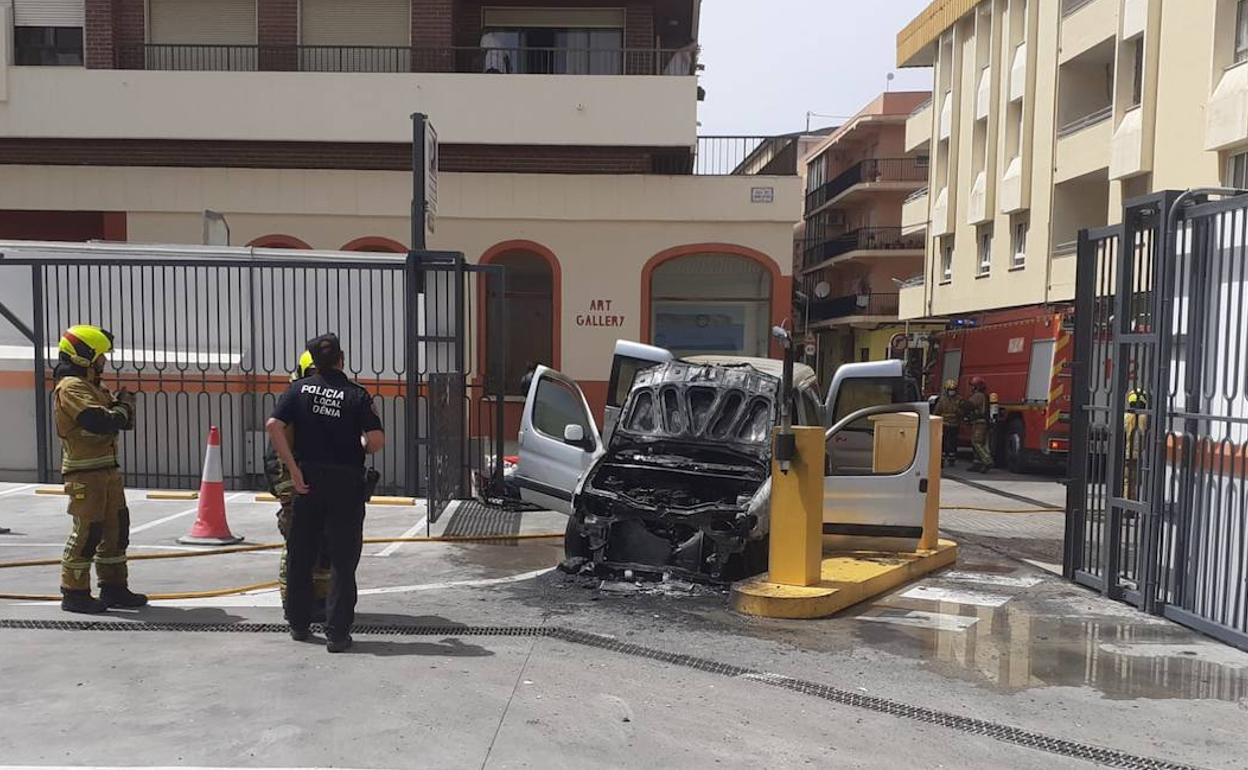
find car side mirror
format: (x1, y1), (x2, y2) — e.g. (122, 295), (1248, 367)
(563, 424), (590, 450)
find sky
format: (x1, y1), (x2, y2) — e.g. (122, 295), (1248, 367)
(695, 0), (934, 135)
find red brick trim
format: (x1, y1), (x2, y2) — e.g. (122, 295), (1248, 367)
(248, 234), (312, 249)
(258, 0), (300, 71)
(341, 236), (407, 253)
(640, 244), (792, 359)
(0, 139), (687, 175)
(102, 212), (127, 241)
(412, 0), (454, 71)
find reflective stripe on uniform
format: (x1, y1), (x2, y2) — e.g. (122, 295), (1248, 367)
(62, 454), (119, 474)
(94, 554), (128, 565)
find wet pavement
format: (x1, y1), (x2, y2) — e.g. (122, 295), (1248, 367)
(2, 479), (1247, 769)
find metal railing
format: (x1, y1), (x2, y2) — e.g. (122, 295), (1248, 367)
(1057, 105), (1113, 137)
(807, 293), (900, 323)
(805, 157), (929, 212)
(1061, 0), (1097, 16)
(904, 186), (930, 204)
(652, 136), (799, 176)
(124, 44), (696, 75)
(802, 227), (925, 268)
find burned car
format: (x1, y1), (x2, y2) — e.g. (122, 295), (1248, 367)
(514, 342), (930, 583)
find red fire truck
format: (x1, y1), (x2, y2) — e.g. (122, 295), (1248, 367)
(925, 307), (1073, 472)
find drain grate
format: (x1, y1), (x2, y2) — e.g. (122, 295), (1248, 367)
(0, 619), (1206, 770)
(441, 501), (523, 539)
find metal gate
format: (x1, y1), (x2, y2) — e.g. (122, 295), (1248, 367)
(1067, 191), (1248, 650)
(2, 244), (505, 517)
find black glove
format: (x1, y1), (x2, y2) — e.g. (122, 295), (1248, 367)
(364, 468), (381, 501)
(114, 389), (137, 430)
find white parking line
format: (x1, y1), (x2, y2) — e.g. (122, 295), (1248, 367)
(0, 542), (278, 555)
(938, 570), (1044, 588)
(374, 502), (437, 557)
(0, 483), (38, 497)
(899, 585), (1012, 608)
(129, 492), (247, 534)
(857, 609), (980, 632)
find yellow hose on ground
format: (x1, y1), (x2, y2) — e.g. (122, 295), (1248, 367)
(939, 506), (1062, 514)
(0, 532), (565, 601)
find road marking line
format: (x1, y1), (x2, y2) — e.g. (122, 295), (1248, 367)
(129, 492), (247, 534)
(899, 585), (1012, 608)
(938, 570), (1044, 588)
(374, 513), (430, 557)
(0, 542), (278, 555)
(857, 610), (980, 632)
(0, 483), (38, 498)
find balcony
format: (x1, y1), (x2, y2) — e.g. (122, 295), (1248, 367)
(801, 227), (925, 273)
(1055, 106), (1113, 183)
(901, 187), (929, 235)
(122, 44), (696, 76)
(905, 97), (933, 154)
(898, 277), (927, 321)
(1059, 0), (1115, 65)
(807, 293), (900, 326)
(804, 157), (928, 214)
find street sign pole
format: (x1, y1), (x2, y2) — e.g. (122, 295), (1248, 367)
(411, 112), (427, 252)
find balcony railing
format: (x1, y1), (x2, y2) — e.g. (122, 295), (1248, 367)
(1057, 105), (1113, 137)
(904, 186), (930, 204)
(802, 227), (925, 268)
(121, 44), (697, 75)
(652, 136), (798, 176)
(805, 157), (929, 212)
(807, 293), (900, 323)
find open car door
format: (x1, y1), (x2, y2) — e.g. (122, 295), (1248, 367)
(515, 366), (604, 514)
(823, 402), (931, 550)
(603, 340), (673, 443)
(824, 361), (921, 474)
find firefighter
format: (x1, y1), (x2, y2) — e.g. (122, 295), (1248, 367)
(934, 379), (963, 467)
(965, 376), (994, 473)
(1123, 389), (1149, 499)
(53, 324), (146, 614)
(267, 333), (385, 652)
(266, 349), (331, 622)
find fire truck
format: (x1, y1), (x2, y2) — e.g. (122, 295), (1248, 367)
(925, 307), (1073, 472)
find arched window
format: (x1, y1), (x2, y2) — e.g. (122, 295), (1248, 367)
(483, 247), (556, 395)
(650, 253), (772, 357)
(248, 234), (311, 249)
(341, 237), (407, 253)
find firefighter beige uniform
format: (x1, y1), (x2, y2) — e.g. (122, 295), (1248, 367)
(1123, 390), (1149, 499)
(934, 381), (962, 463)
(966, 390), (993, 468)
(267, 445), (331, 606)
(55, 373), (134, 592)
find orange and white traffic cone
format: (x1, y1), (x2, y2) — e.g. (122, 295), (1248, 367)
(178, 426), (243, 546)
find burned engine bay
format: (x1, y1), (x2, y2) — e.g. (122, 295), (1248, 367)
(567, 361), (778, 583)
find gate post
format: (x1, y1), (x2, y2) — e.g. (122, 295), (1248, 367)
(1065, 227), (1096, 579)
(31, 265), (49, 484)
(404, 250), (422, 497)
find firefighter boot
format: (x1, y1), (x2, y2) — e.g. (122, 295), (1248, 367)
(100, 584), (148, 608)
(61, 588), (108, 614)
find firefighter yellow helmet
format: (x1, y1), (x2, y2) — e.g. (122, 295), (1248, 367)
(1126, 389), (1148, 408)
(943, 379), (957, 391)
(292, 349), (316, 381)
(58, 325), (114, 367)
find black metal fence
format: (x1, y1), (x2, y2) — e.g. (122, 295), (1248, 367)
(805, 293), (899, 324)
(805, 157), (929, 212)
(1067, 190), (1248, 651)
(801, 226), (925, 267)
(2, 247), (504, 514)
(127, 44), (696, 76)
(650, 136), (799, 176)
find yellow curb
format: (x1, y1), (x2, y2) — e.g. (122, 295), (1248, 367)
(34, 487), (66, 496)
(254, 493), (277, 503)
(730, 539), (960, 619)
(253, 493), (416, 505)
(146, 490), (199, 500)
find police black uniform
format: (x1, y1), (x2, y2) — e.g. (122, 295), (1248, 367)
(270, 334), (382, 648)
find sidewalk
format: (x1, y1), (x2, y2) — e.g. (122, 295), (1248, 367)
(938, 470), (1067, 571)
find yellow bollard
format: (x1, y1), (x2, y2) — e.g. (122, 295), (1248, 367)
(920, 416), (943, 551)
(767, 426), (825, 587)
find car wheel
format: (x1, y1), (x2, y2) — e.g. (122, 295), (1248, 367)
(1004, 418), (1026, 474)
(564, 512), (591, 560)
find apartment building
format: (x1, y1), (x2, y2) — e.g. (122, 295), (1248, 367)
(0, 0), (801, 421)
(794, 91), (936, 382)
(895, 0), (1243, 321)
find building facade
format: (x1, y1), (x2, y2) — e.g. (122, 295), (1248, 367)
(0, 0), (801, 426)
(896, 0), (1247, 321)
(795, 91), (933, 383)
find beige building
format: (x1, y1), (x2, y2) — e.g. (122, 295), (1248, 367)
(896, 0), (1248, 321)
(794, 91), (934, 383)
(0, 0), (801, 428)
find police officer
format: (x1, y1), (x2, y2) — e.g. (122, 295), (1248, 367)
(266, 333), (384, 652)
(53, 324), (147, 613)
(933, 379), (963, 467)
(265, 349), (331, 621)
(965, 376), (993, 473)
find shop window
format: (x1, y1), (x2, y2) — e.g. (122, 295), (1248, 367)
(14, 26), (83, 66)
(486, 250), (555, 396)
(651, 253), (771, 358)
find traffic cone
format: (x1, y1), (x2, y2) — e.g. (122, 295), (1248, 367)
(178, 426), (244, 546)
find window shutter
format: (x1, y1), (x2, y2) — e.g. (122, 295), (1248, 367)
(13, 0), (85, 27)
(301, 0), (410, 46)
(148, 0), (257, 45)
